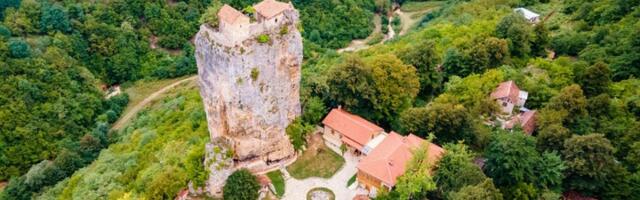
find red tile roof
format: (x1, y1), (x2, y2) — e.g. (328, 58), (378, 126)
(253, 0), (293, 19)
(357, 132), (444, 187)
(322, 108), (384, 151)
(218, 4), (248, 25)
(505, 110), (537, 134)
(491, 80), (521, 104)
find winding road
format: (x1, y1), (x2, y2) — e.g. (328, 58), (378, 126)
(111, 76), (198, 130)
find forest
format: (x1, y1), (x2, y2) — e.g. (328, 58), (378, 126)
(1, 0), (639, 199)
(0, 0), (375, 198)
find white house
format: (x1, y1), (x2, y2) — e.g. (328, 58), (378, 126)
(491, 80), (528, 114)
(514, 7), (540, 23)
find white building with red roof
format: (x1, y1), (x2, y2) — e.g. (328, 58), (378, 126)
(491, 80), (538, 134)
(356, 132), (444, 196)
(217, 5), (251, 38)
(491, 80), (528, 114)
(322, 107), (385, 154)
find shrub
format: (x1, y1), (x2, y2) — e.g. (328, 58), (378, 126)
(280, 26), (289, 35)
(200, 2), (223, 28)
(8, 39), (30, 58)
(250, 68), (259, 81)
(257, 34), (270, 43)
(223, 169), (260, 200)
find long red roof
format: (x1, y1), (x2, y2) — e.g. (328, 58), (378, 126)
(322, 108), (383, 151)
(357, 132), (444, 187)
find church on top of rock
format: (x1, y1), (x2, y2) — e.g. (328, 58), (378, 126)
(213, 0), (297, 45)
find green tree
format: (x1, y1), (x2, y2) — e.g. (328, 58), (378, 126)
(581, 62), (611, 97)
(223, 169), (260, 200)
(302, 96), (326, 125)
(39, 3), (71, 33)
(586, 94), (610, 118)
(434, 143), (488, 198)
(0, 0), (21, 18)
(286, 118), (309, 151)
(448, 179), (503, 200)
(563, 134), (631, 198)
(327, 55), (419, 126)
(399, 99), (475, 144)
(536, 123), (571, 153)
(484, 131), (539, 187)
(496, 13), (532, 56)
(8, 38), (30, 58)
(394, 142), (437, 199)
(398, 40), (442, 97)
(546, 84), (589, 132)
(534, 152), (566, 191)
(531, 23), (550, 56)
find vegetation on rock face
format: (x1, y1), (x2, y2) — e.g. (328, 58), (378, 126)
(223, 169), (260, 200)
(257, 34), (271, 43)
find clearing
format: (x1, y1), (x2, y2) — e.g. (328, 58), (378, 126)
(337, 15), (382, 53)
(286, 134), (345, 179)
(112, 76), (197, 130)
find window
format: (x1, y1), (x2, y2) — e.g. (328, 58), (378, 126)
(502, 102), (508, 107)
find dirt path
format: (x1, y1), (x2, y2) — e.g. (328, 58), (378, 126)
(337, 15), (382, 53)
(395, 9), (414, 36)
(112, 76), (198, 130)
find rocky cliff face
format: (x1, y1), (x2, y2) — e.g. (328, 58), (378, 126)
(195, 9), (302, 178)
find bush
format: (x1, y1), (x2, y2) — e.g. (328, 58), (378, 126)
(200, 2), (223, 28)
(0, 25), (10, 38)
(551, 32), (588, 56)
(280, 26), (289, 35)
(286, 118), (310, 151)
(158, 34), (184, 49)
(250, 68), (260, 81)
(223, 169), (260, 200)
(257, 34), (270, 43)
(8, 39), (30, 58)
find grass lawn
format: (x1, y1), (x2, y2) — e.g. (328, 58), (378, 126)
(121, 76), (187, 115)
(266, 170), (285, 197)
(347, 174), (357, 187)
(286, 144), (345, 179)
(401, 1), (443, 12)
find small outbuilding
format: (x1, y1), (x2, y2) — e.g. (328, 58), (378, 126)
(514, 7), (540, 23)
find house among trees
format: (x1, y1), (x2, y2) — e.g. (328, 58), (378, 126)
(514, 7), (540, 23)
(322, 107), (386, 155)
(491, 80), (528, 114)
(490, 80), (537, 134)
(505, 110), (537, 135)
(356, 132), (444, 196)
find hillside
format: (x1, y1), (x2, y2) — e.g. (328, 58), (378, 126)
(0, 0), (638, 199)
(35, 80), (209, 200)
